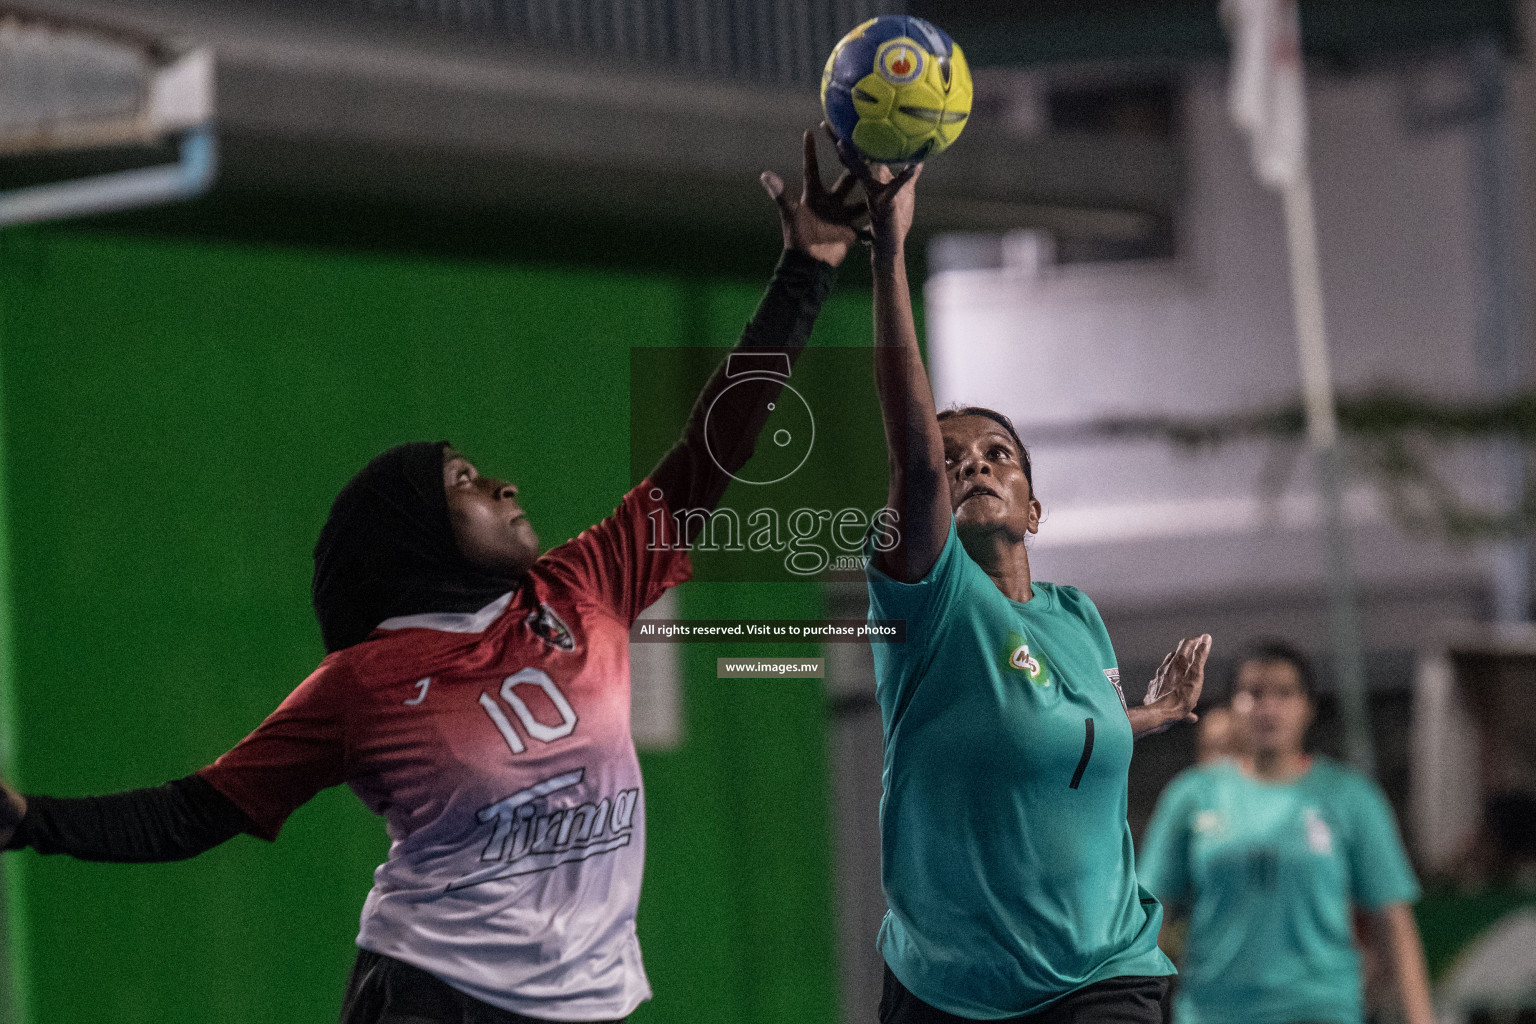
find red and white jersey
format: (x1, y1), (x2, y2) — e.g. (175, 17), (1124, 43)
(200, 481), (689, 1021)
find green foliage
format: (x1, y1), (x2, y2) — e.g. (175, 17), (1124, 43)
(1057, 389), (1536, 541)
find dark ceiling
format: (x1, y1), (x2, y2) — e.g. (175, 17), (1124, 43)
(910, 0), (1519, 68)
(11, 0), (1522, 279)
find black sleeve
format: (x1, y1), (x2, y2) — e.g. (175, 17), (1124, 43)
(651, 248), (837, 534)
(4, 773), (256, 863)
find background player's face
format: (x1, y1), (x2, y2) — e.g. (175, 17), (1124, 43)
(443, 449), (540, 576)
(941, 415), (1040, 542)
(1196, 705), (1245, 763)
(1231, 659), (1314, 757)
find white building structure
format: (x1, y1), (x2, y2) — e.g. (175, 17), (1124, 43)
(927, 64), (1518, 660)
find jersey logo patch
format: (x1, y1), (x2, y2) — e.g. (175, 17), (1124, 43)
(526, 603), (575, 651)
(1010, 644), (1041, 676)
(1104, 668), (1127, 710)
(1004, 635), (1052, 687)
(446, 767), (639, 891)
(1304, 807), (1334, 854)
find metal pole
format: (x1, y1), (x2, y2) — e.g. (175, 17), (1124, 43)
(1469, 37), (1531, 623)
(0, 127), (216, 229)
(1280, 170), (1378, 776)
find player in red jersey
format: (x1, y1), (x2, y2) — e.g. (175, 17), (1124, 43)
(0, 131), (866, 1024)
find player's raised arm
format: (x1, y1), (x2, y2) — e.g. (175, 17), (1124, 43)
(833, 137), (946, 583)
(649, 130), (865, 538)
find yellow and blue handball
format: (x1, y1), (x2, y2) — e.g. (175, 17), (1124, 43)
(821, 15), (972, 164)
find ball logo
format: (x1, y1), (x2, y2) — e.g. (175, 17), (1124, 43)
(877, 38), (924, 85)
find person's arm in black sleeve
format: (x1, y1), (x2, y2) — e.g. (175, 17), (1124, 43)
(3, 774), (254, 863)
(651, 248), (835, 516)
(651, 129), (864, 533)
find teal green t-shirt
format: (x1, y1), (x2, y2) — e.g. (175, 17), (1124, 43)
(1138, 757), (1421, 1024)
(865, 518), (1173, 1020)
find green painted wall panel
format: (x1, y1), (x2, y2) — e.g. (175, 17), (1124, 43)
(0, 231), (856, 1024)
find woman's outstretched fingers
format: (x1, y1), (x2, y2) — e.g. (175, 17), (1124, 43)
(760, 170), (788, 210)
(1167, 639), (1186, 674)
(1194, 634), (1213, 667)
(1183, 635), (1212, 719)
(1146, 651), (1173, 705)
(894, 162), (923, 189)
(826, 126), (882, 186)
(802, 129), (824, 197)
(804, 133), (865, 225)
(768, 130), (869, 265)
(822, 122), (862, 174)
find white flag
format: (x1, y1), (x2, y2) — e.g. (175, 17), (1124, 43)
(1222, 0), (1307, 190)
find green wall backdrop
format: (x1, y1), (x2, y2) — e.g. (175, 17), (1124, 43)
(0, 229), (887, 1024)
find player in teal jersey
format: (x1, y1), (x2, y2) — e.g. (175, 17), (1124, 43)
(834, 136), (1212, 1024)
(1138, 643), (1435, 1024)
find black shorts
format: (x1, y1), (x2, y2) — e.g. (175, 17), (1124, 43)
(338, 949), (628, 1024)
(878, 964), (1171, 1024)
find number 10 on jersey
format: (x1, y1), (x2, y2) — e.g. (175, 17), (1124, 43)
(479, 669), (579, 754)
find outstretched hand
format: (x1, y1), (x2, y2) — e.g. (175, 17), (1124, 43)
(1140, 634), (1212, 736)
(0, 776), (25, 849)
(823, 123), (921, 257)
(760, 129), (868, 267)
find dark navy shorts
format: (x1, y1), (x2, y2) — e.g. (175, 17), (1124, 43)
(339, 949), (627, 1024)
(878, 964), (1171, 1024)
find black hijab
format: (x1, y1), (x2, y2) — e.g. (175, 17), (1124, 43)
(312, 441), (520, 653)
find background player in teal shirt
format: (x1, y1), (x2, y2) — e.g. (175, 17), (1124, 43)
(1138, 643), (1435, 1024)
(837, 139), (1213, 1024)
